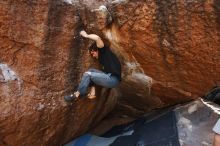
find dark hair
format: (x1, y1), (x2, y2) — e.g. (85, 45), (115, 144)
(88, 33), (110, 53)
(89, 42), (98, 53)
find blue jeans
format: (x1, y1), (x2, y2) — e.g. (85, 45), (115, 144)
(77, 68), (120, 95)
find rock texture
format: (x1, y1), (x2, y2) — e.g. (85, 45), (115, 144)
(105, 0), (220, 111)
(68, 99), (219, 146)
(0, 1), (119, 146)
(175, 99), (219, 146)
(0, 0), (219, 145)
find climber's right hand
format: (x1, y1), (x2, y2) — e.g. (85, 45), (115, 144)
(80, 30), (88, 38)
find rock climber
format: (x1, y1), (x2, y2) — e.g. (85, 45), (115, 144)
(64, 30), (121, 101)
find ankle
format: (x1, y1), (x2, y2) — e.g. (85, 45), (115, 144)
(90, 87), (96, 96)
(74, 91), (80, 98)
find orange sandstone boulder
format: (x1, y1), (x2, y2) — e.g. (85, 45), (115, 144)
(0, 0), (219, 145)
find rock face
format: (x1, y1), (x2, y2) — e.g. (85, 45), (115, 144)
(66, 99), (219, 146)
(105, 0), (220, 110)
(0, 1), (118, 146)
(175, 100), (218, 146)
(0, 0), (219, 145)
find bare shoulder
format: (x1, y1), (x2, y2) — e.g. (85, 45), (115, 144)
(96, 37), (104, 48)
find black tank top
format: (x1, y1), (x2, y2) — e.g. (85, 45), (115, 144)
(98, 46), (121, 81)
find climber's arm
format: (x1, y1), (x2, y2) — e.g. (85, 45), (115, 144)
(80, 30), (104, 48)
(214, 133), (220, 146)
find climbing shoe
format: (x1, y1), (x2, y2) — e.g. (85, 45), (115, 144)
(64, 94), (78, 102)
